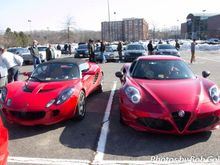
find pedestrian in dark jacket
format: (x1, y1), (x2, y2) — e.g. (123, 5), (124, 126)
(147, 40), (154, 55)
(117, 41), (123, 63)
(100, 41), (106, 63)
(46, 44), (55, 61)
(30, 40), (41, 69)
(175, 39), (180, 50)
(88, 39), (96, 62)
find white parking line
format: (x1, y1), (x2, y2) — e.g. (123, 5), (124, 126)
(197, 56), (220, 62)
(8, 157), (220, 165)
(8, 156), (90, 165)
(92, 81), (117, 164)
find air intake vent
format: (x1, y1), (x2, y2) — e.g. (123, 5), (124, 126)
(172, 111), (191, 132)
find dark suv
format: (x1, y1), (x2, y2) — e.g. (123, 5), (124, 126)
(75, 44), (89, 58)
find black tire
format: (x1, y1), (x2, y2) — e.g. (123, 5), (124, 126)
(74, 91), (86, 120)
(97, 73), (104, 93)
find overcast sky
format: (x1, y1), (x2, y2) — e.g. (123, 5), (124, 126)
(0, 0), (219, 32)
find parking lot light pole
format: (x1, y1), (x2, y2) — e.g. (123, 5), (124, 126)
(107, 0), (111, 42)
(28, 19), (32, 36)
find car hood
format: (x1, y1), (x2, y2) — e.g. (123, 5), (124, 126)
(6, 80), (80, 109)
(135, 78), (211, 112)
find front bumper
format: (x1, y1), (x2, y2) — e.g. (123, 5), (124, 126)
(120, 96), (220, 134)
(0, 97), (78, 126)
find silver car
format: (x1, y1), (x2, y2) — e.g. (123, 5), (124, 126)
(153, 44), (180, 57)
(8, 47), (32, 64)
(95, 46), (118, 62)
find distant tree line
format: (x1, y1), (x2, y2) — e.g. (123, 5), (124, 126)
(0, 26), (182, 48)
(0, 27), (101, 48)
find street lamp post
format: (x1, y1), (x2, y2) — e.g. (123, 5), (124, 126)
(107, 0), (111, 42)
(28, 19), (32, 36)
(176, 19), (179, 39)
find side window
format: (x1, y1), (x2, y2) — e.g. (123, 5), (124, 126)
(129, 61), (137, 74)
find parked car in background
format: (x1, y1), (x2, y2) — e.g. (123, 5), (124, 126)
(95, 45), (118, 62)
(124, 43), (147, 62)
(37, 46), (47, 62)
(75, 44), (89, 58)
(38, 46), (61, 62)
(206, 38), (220, 45)
(8, 47), (32, 64)
(153, 44), (180, 57)
(115, 55), (220, 135)
(0, 116), (8, 165)
(0, 57), (104, 125)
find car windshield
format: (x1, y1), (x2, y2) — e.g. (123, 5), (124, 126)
(127, 44), (144, 50)
(105, 46), (113, 52)
(78, 45), (87, 49)
(132, 60), (195, 80)
(30, 63), (80, 82)
(38, 47), (47, 51)
(157, 44), (175, 49)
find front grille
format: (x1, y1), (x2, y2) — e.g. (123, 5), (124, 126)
(9, 111), (46, 120)
(172, 111), (191, 132)
(188, 116), (219, 131)
(137, 118), (173, 131)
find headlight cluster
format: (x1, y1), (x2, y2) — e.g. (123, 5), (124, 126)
(124, 86), (141, 104)
(46, 87), (75, 108)
(209, 85), (220, 104)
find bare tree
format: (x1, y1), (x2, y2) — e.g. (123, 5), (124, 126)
(64, 16), (76, 43)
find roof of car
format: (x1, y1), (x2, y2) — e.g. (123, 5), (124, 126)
(45, 57), (86, 65)
(138, 55), (181, 61)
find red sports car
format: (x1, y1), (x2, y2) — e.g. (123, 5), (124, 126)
(115, 55), (220, 135)
(0, 116), (8, 165)
(0, 57), (103, 125)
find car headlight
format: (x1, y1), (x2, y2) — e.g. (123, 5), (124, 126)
(0, 87), (7, 103)
(209, 85), (220, 104)
(56, 87), (75, 105)
(124, 86), (141, 104)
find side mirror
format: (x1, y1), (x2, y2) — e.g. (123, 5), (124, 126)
(115, 71), (123, 78)
(202, 71), (210, 78)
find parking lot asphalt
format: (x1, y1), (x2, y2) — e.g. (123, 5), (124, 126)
(4, 50), (220, 165)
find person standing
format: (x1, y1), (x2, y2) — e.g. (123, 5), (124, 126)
(190, 39), (196, 64)
(100, 41), (106, 63)
(68, 44), (72, 55)
(57, 44), (61, 50)
(147, 40), (154, 55)
(46, 44), (55, 61)
(0, 46), (8, 88)
(117, 41), (123, 63)
(88, 39), (96, 62)
(175, 39), (180, 50)
(0, 45), (23, 83)
(30, 40), (41, 68)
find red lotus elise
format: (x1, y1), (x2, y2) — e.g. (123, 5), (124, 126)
(0, 57), (103, 125)
(115, 55), (220, 135)
(0, 116), (8, 165)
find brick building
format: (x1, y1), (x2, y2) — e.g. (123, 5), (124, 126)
(101, 18), (148, 42)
